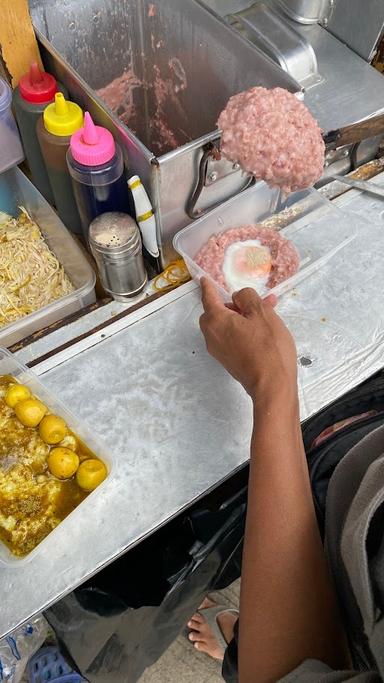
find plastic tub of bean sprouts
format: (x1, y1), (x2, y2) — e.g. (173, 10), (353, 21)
(0, 166), (96, 347)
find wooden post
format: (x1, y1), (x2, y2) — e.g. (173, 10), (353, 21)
(0, 0), (42, 87)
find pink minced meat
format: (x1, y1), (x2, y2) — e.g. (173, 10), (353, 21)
(196, 225), (300, 291)
(217, 87), (325, 194)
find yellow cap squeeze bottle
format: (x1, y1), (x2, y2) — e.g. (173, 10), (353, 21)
(36, 92), (83, 234)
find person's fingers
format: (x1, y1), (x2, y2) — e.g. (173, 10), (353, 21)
(232, 287), (263, 316)
(225, 302), (242, 313)
(264, 293), (278, 308)
(200, 277), (224, 314)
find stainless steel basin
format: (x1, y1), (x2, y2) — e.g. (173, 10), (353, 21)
(30, 0), (299, 266)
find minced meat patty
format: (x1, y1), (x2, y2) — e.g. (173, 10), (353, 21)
(195, 225), (299, 293)
(217, 87), (325, 194)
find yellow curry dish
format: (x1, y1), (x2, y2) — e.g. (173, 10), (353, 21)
(0, 375), (107, 557)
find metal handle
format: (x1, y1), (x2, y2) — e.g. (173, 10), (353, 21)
(186, 143), (254, 220)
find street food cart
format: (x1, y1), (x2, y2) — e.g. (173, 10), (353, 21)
(1, 1), (384, 680)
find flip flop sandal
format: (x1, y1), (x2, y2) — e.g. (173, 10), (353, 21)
(190, 605), (239, 651)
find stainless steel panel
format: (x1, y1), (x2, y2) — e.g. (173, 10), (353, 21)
(326, 0), (384, 62)
(30, 0), (299, 266)
(273, 0), (330, 23)
(294, 23), (384, 133)
(158, 137), (254, 263)
(201, 0), (254, 15)
(354, 136), (383, 169)
(200, 0), (384, 147)
(330, 174), (384, 198)
(229, 2), (320, 87)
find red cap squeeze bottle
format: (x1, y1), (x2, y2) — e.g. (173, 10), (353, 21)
(13, 63), (68, 204)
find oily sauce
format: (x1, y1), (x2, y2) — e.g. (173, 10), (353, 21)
(0, 375), (96, 557)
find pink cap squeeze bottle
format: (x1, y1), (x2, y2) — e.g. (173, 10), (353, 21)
(67, 112), (131, 242)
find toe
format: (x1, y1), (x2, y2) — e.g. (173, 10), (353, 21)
(189, 631), (203, 643)
(194, 640), (224, 660)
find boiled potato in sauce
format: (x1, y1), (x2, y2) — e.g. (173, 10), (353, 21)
(0, 375), (107, 557)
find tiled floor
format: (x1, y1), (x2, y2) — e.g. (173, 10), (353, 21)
(138, 581), (240, 683)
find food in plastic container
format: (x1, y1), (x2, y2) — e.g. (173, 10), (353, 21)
(0, 350), (111, 561)
(195, 226), (299, 295)
(0, 167), (95, 347)
(173, 183), (357, 301)
(0, 207), (74, 329)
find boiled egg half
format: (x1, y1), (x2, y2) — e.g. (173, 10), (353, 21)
(223, 239), (272, 294)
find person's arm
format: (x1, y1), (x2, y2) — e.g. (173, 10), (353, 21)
(199, 279), (348, 683)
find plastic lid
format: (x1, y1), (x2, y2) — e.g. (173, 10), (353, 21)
(0, 77), (11, 112)
(19, 63), (57, 103)
(70, 112), (116, 165)
(43, 92), (83, 137)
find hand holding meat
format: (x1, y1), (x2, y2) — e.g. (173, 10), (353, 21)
(199, 278), (297, 403)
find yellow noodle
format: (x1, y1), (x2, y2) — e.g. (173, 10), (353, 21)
(0, 208), (74, 328)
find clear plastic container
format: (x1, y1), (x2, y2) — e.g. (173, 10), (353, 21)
(0, 166), (96, 347)
(173, 183), (357, 301)
(0, 347), (113, 565)
(0, 77), (24, 173)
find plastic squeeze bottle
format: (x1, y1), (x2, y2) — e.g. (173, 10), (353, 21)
(37, 92), (83, 234)
(13, 63), (68, 204)
(128, 175), (159, 258)
(67, 112), (131, 241)
(0, 77), (24, 174)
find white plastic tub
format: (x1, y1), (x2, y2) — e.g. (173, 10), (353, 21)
(0, 348), (113, 565)
(0, 167), (96, 347)
(173, 183), (357, 301)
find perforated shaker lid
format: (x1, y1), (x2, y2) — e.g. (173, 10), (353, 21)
(89, 212), (141, 253)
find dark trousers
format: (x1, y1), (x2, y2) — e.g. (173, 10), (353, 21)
(222, 620), (239, 682)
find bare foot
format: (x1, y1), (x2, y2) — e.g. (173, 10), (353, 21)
(187, 597), (238, 660)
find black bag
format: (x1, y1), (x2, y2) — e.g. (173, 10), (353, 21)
(45, 470), (247, 683)
(302, 370), (384, 539)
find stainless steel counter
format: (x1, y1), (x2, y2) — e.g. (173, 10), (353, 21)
(2, 179), (384, 639)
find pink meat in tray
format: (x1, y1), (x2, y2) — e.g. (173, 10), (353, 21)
(195, 225), (300, 294)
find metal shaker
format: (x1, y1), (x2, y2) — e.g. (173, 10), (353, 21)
(89, 212), (147, 300)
